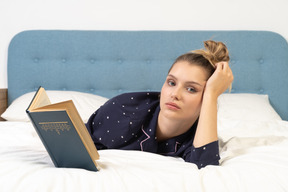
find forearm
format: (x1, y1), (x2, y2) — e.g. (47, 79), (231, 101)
(193, 61), (233, 148)
(193, 92), (218, 148)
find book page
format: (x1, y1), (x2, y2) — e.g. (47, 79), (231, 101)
(28, 87), (51, 111)
(65, 101), (100, 161)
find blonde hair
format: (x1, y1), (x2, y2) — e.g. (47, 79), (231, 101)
(169, 40), (232, 91)
(192, 40), (230, 68)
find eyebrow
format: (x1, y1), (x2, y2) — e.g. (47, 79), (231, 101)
(167, 74), (204, 87)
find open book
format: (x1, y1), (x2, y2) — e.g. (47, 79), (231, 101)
(26, 87), (99, 171)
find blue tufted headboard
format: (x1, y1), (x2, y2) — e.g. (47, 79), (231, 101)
(7, 30), (288, 120)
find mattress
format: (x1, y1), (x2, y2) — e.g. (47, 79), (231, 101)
(1, 119), (288, 192)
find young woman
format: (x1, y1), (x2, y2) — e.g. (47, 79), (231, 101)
(86, 40), (233, 169)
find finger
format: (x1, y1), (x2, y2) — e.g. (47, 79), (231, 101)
(215, 61), (228, 70)
(215, 62), (223, 71)
(221, 61), (229, 71)
(221, 62), (233, 76)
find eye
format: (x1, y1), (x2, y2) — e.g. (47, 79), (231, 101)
(167, 80), (176, 86)
(187, 87), (196, 93)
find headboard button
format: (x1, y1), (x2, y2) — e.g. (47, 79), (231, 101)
(259, 59), (264, 64)
(33, 58), (39, 63)
(259, 88), (264, 93)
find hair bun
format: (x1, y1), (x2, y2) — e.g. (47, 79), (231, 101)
(193, 40), (230, 67)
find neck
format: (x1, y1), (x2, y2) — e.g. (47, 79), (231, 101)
(156, 111), (196, 142)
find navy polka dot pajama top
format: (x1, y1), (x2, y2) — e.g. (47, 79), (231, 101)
(86, 92), (220, 169)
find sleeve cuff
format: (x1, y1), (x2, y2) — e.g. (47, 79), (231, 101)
(190, 140), (220, 168)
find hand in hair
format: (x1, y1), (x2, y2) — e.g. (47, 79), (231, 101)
(204, 61), (233, 99)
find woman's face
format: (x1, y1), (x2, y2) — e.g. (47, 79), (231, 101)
(160, 61), (209, 124)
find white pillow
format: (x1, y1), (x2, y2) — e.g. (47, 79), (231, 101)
(1, 91), (109, 123)
(217, 93), (282, 121)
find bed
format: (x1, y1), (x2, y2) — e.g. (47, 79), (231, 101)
(1, 30), (288, 192)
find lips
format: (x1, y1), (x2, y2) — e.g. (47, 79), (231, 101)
(165, 102), (181, 110)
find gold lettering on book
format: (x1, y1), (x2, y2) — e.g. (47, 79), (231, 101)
(39, 122), (71, 135)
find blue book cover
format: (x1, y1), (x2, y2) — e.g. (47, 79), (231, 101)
(26, 87), (99, 171)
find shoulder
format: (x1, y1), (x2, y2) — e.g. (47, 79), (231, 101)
(90, 92), (160, 118)
(112, 92), (160, 103)
(104, 92), (160, 109)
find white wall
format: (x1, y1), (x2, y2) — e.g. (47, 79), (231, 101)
(0, 0), (287, 88)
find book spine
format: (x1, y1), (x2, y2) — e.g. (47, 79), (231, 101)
(26, 111), (59, 167)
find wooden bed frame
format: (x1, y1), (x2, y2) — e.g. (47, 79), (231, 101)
(0, 89), (7, 121)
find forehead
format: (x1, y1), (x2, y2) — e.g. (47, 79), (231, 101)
(169, 61), (209, 81)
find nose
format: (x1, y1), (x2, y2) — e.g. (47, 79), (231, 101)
(171, 87), (181, 100)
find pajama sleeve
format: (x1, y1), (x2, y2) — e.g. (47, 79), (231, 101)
(183, 140), (220, 169)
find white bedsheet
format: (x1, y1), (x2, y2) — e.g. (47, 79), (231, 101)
(1, 120), (288, 192)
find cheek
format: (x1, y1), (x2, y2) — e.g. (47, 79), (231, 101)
(159, 86), (166, 108)
(184, 94), (203, 114)
(160, 83), (169, 99)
